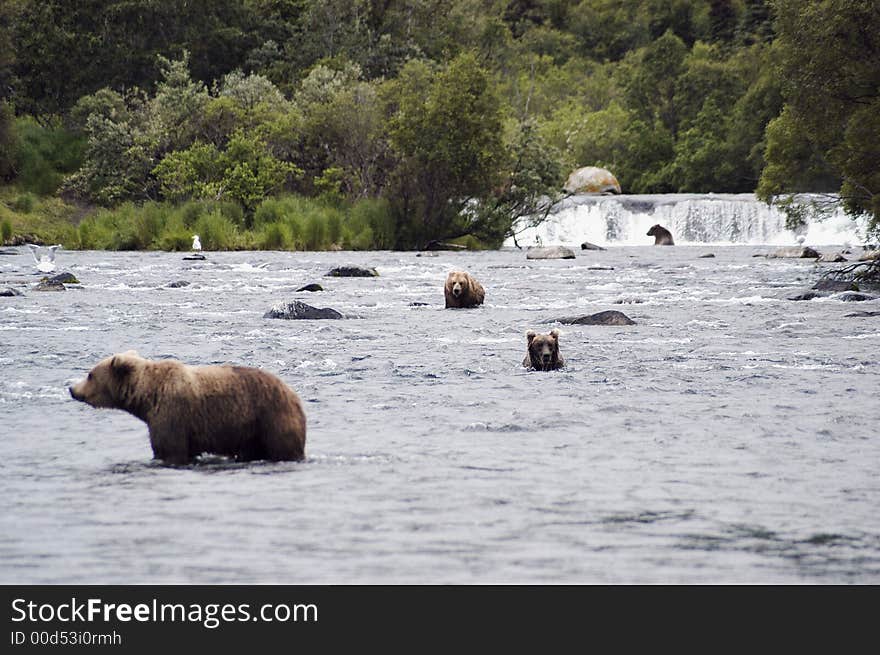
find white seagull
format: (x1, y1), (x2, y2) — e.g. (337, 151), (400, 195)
(192, 235), (202, 251)
(27, 244), (62, 273)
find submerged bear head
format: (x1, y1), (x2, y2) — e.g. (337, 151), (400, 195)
(69, 350), (142, 408)
(525, 329), (564, 371)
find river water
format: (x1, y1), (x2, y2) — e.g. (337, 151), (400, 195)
(1, 240), (879, 584)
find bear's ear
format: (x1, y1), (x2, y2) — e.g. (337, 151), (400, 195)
(527, 330), (536, 344)
(110, 354), (134, 378)
(550, 329), (560, 340)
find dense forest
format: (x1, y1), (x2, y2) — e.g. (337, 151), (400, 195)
(0, 0), (877, 250)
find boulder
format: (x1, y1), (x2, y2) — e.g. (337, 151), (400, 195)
(526, 246), (576, 260)
(837, 292), (877, 302)
(818, 252), (847, 263)
(548, 310), (636, 326)
(263, 300), (343, 320)
(580, 241), (606, 251)
(812, 279), (858, 292)
(182, 253), (206, 261)
(0, 248), (18, 255)
(45, 272), (79, 285)
(167, 280), (191, 288)
(788, 291), (824, 301)
(0, 287), (23, 296)
(699, 253), (716, 258)
(858, 249), (880, 261)
(33, 279), (66, 291)
(768, 247), (821, 259)
(296, 283), (324, 292)
(564, 166), (621, 194)
(326, 266), (378, 277)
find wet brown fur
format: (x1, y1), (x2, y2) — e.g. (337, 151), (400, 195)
(69, 352), (306, 465)
(523, 329), (564, 371)
(647, 224), (675, 245)
(444, 270), (485, 308)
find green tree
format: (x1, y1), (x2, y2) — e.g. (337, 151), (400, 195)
(757, 0), (880, 236)
(385, 53), (506, 247)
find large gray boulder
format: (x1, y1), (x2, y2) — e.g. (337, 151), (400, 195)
(264, 300), (343, 320)
(526, 246), (576, 260)
(547, 310), (636, 326)
(564, 166), (621, 194)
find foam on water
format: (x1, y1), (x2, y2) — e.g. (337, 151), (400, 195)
(506, 193), (870, 247)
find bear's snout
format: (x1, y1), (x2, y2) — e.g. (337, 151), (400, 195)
(452, 282), (462, 297)
(69, 385), (82, 401)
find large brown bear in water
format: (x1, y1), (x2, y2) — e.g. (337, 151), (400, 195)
(69, 351), (306, 464)
(523, 329), (565, 371)
(444, 270), (485, 308)
(647, 224), (675, 245)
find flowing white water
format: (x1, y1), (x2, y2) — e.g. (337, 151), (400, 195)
(505, 194), (869, 248)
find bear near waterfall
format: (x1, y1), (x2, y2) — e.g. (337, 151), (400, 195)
(523, 329), (565, 371)
(647, 224), (675, 245)
(69, 351), (306, 464)
(444, 271), (485, 308)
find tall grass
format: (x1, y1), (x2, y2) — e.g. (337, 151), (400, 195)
(18, 193), (401, 251)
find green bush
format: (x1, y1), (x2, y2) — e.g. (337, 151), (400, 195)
(11, 193), (35, 213)
(12, 116), (85, 196)
(1, 219), (12, 243)
(193, 209), (237, 250)
(258, 221), (292, 250)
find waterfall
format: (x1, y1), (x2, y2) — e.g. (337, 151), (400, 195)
(504, 193), (869, 247)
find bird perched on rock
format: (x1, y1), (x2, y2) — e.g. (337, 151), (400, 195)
(192, 235), (202, 251)
(27, 244), (62, 273)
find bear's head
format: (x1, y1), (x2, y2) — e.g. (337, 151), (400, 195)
(647, 224), (662, 236)
(526, 329), (561, 371)
(447, 271), (471, 299)
(69, 350), (142, 409)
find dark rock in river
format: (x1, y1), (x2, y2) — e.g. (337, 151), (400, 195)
(844, 310), (880, 317)
(46, 272), (79, 285)
(264, 300), (343, 320)
(699, 253), (716, 258)
(1, 287), (23, 296)
(183, 253), (206, 261)
(526, 246), (576, 260)
(0, 248), (18, 255)
(548, 310), (636, 326)
(409, 301), (430, 307)
(296, 283), (324, 292)
(837, 292), (877, 302)
(812, 279), (858, 292)
(788, 290), (823, 301)
(167, 280), (191, 288)
(767, 246), (821, 259)
(33, 279), (66, 291)
(326, 266), (379, 277)
(580, 241), (606, 251)
(33, 272), (79, 291)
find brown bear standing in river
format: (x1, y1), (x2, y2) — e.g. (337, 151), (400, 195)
(523, 329), (565, 371)
(69, 351), (306, 464)
(444, 270), (485, 308)
(647, 224), (675, 245)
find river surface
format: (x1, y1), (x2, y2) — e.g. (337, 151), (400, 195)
(1, 245), (879, 583)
